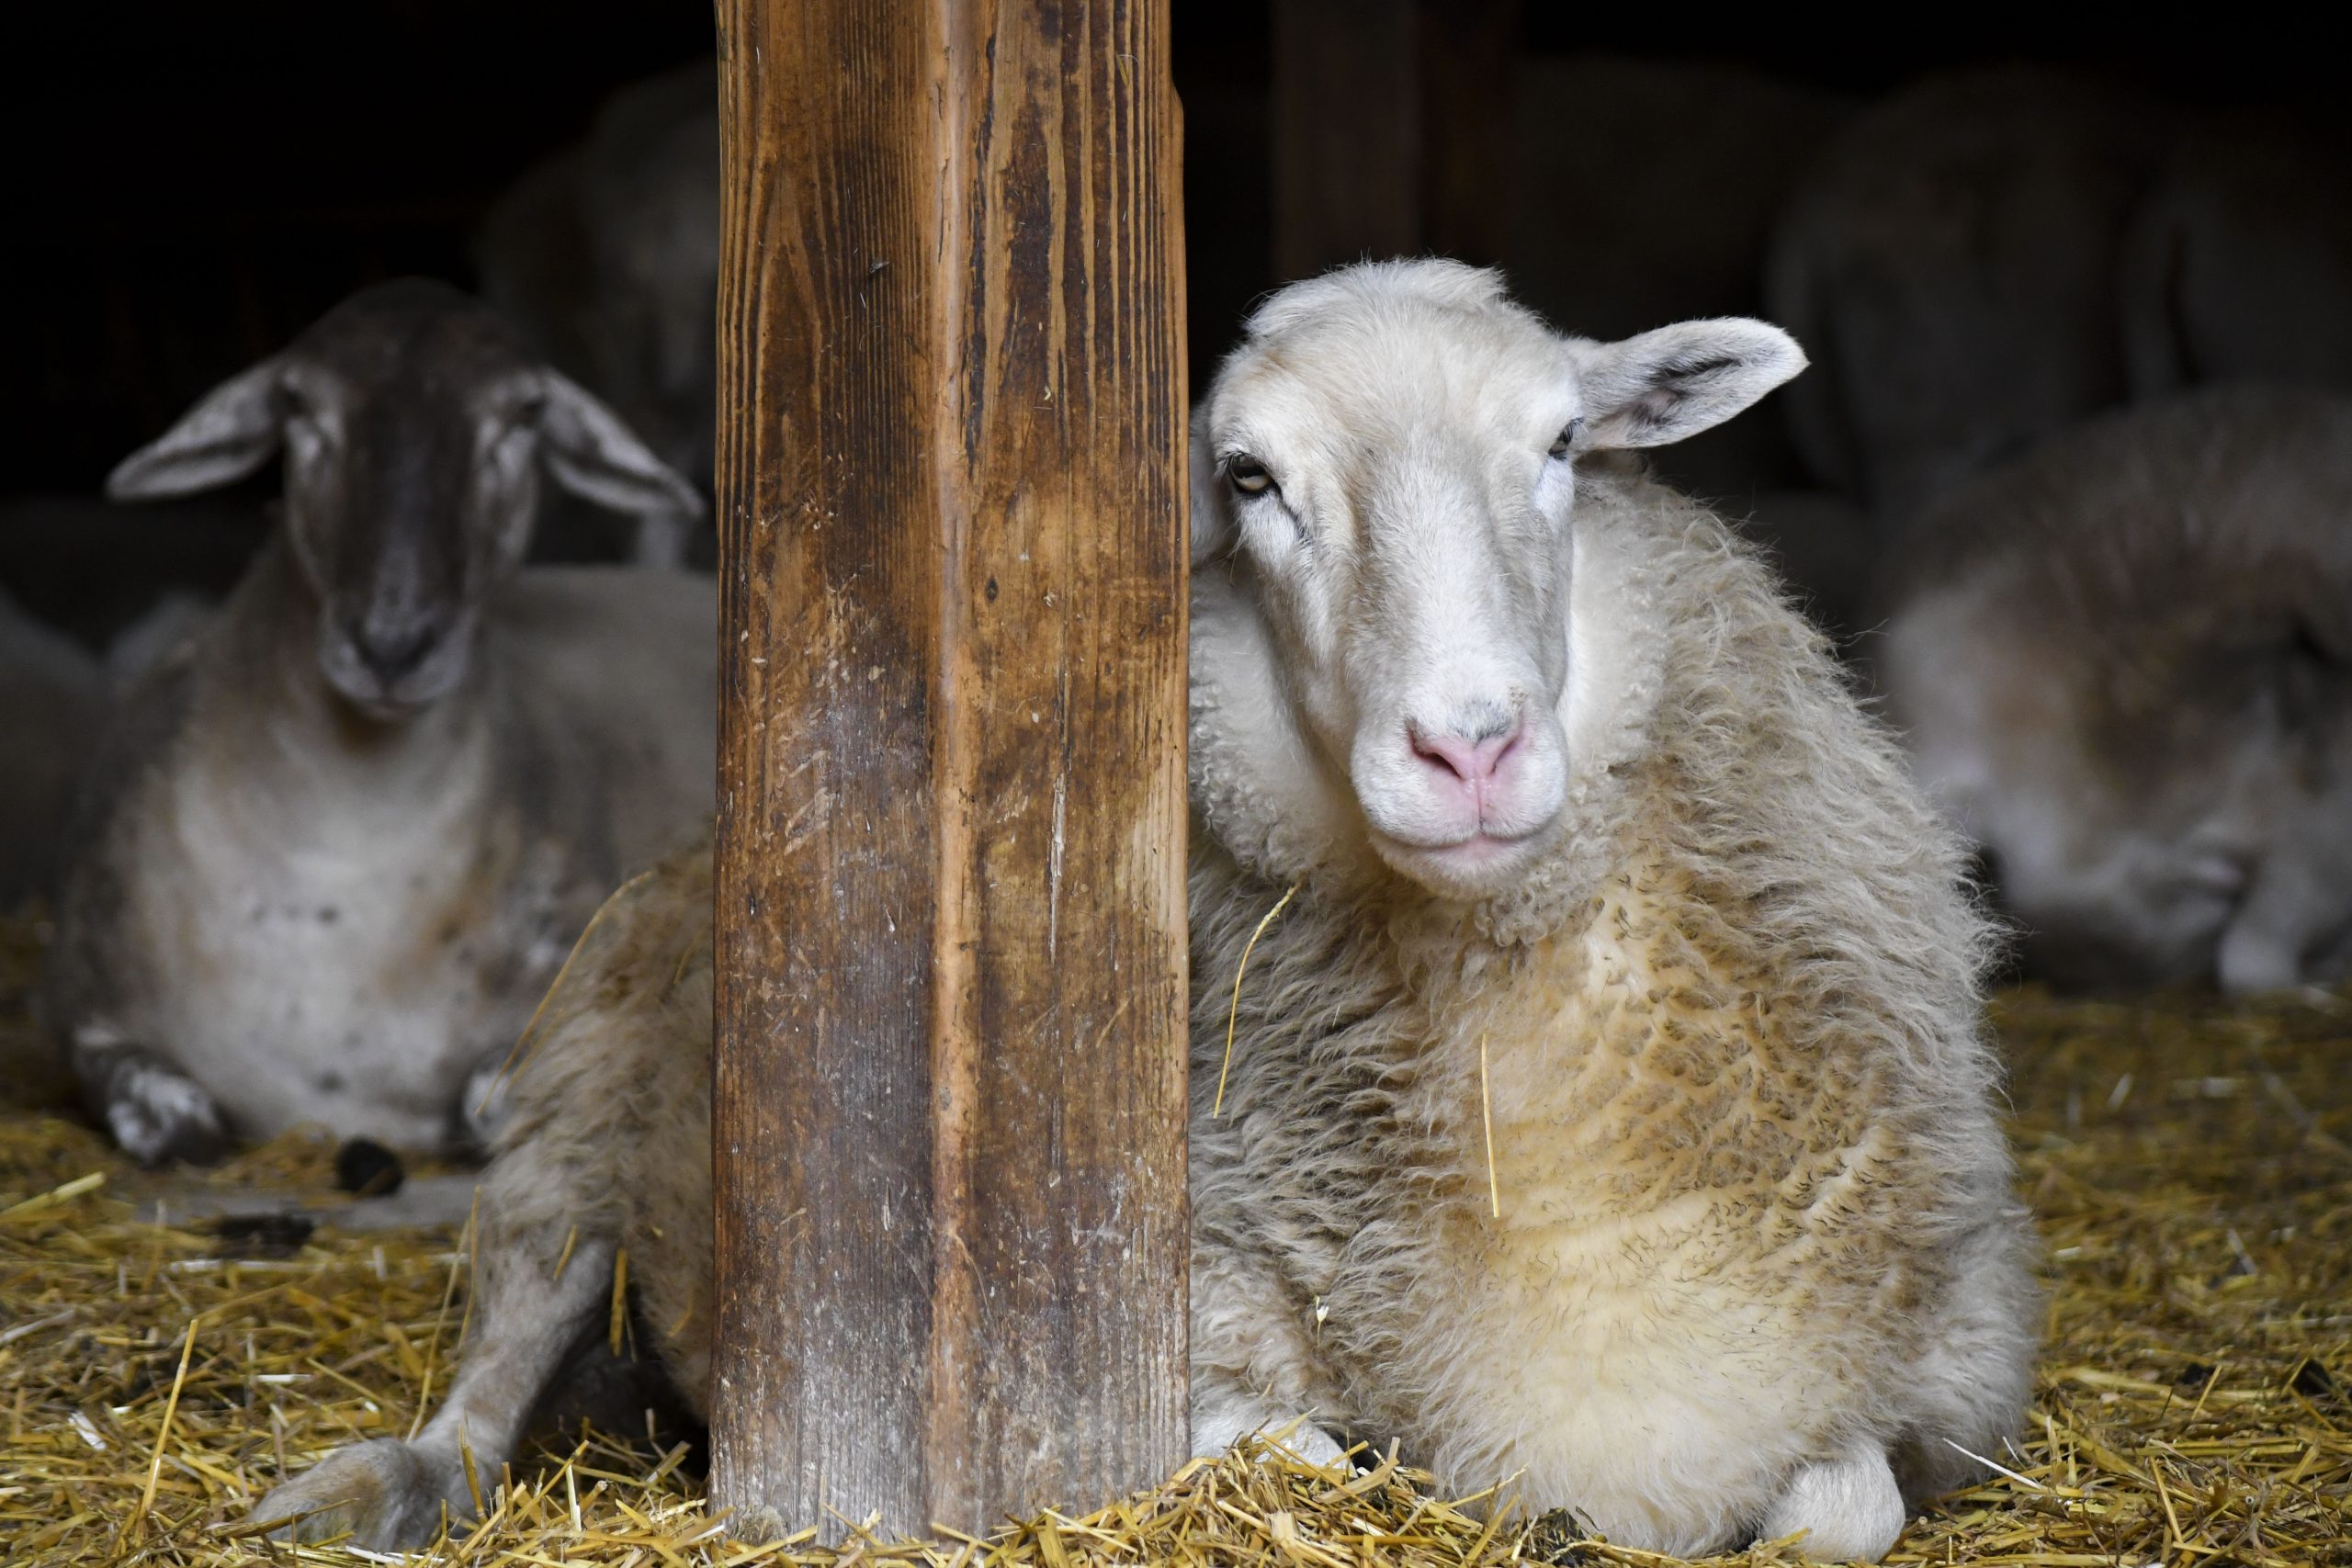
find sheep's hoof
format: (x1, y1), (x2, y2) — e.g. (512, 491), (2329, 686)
(1757, 1445), (1905, 1562)
(249, 1438), (464, 1549)
(1192, 1407), (1351, 1471)
(104, 1060), (228, 1168)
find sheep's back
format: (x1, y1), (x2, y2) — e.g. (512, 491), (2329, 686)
(492, 839), (718, 1411)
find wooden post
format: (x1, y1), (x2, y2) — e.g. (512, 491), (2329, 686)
(1272, 0), (1521, 277)
(710, 0), (1189, 1541)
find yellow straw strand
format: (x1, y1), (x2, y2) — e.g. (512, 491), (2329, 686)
(127, 1315), (198, 1541)
(551, 1224), (581, 1286)
(608, 1246), (631, 1357)
(1479, 1033), (1499, 1220)
(1215, 883), (1301, 1117)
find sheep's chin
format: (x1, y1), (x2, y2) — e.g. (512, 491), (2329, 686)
(1367, 826), (1550, 902)
(321, 653), (469, 724)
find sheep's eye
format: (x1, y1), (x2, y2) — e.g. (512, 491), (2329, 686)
(1227, 455), (1274, 496)
(1547, 418), (1583, 460)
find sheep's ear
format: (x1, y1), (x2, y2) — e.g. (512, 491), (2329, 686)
(537, 370), (705, 520)
(1574, 320), (1806, 450)
(107, 361), (285, 501)
(1187, 407), (1232, 567)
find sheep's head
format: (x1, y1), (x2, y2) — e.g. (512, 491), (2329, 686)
(106, 279), (700, 719)
(1192, 261), (1802, 900)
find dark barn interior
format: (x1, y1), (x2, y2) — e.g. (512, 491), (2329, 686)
(6, 4), (2346, 591)
(2, 4), (2348, 1564)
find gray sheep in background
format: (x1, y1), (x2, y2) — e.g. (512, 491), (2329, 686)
(44, 279), (716, 1167)
(250, 263), (2036, 1563)
(1876, 385), (2352, 993)
(475, 62), (718, 568)
(1767, 67), (2169, 520)
(0, 590), (107, 908)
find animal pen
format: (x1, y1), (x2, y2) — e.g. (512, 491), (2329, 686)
(3, 4), (2351, 1568)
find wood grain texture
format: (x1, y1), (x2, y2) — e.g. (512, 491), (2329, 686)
(710, 0), (1189, 1540)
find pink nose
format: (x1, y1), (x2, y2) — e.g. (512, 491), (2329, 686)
(1411, 719), (1521, 791)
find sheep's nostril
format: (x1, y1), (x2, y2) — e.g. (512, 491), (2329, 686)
(1411, 719), (1521, 786)
(1412, 730), (1474, 784)
(352, 623), (437, 682)
(1487, 723), (1522, 774)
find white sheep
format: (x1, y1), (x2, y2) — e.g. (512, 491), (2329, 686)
(1766, 66), (2168, 517)
(44, 278), (717, 1166)
(250, 262), (2036, 1562)
(1183, 262), (2036, 1557)
(1876, 384), (2352, 993)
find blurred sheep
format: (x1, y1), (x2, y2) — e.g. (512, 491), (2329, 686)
(2121, 115), (2352, 400)
(1876, 385), (2352, 993)
(45, 280), (715, 1166)
(476, 62), (718, 567)
(1767, 67), (2171, 519)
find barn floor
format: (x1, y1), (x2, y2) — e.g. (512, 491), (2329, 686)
(2, 905), (2347, 1568)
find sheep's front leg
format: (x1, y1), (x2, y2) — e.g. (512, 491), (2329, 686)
(1756, 1442), (1906, 1562)
(253, 1220), (614, 1549)
(1190, 1246), (1350, 1469)
(72, 1037), (227, 1167)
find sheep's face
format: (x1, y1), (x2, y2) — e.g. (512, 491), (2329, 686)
(107, 280), (701, 722)
(1193, 262), (1804, 899)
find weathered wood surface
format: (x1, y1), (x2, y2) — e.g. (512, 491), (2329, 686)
(710, 0), (1190, 1541)
(1272, 0), (1521, 277)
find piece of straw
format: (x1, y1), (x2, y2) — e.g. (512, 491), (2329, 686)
(1214, 883), (1301, 1117)
(125, 1315), (198, 1541)
(408, 1187), (475, 1441)
(552, 1223), (581, 1285)
(608, 1245), (630, 1357)
(1478, 1033), (1499, 1220)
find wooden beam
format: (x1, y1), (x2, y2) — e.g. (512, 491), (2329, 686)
(710, 0), (1190, 1541)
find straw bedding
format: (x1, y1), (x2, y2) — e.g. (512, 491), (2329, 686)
(2, 903), (2346, 1567)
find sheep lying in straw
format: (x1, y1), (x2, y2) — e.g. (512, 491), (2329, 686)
(1875, 385), (2352, 992)
(251, 262), (2038, 1562)
(45, 281), (714, 1167)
